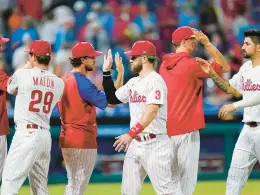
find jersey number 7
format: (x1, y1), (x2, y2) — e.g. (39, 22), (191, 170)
(29, 90), (54, 114)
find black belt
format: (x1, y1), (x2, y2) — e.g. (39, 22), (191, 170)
(245, 122), (258, 128)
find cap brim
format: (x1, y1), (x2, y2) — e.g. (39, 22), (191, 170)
(24, 49), (31, 53)
(0, 38), (9, 44)
(88, 51), (103, 57)
(124, 50), (134, 56)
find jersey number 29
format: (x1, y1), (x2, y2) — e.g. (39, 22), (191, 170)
(29, 90), (54, 114)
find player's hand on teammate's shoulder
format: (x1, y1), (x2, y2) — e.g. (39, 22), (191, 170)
(113, 133), (133, 152)
(115, 52), (124, 74)
(24, 61), (33, 69)
(192, 28), (210, 46)
(218, 104), (236, 120)
(196, 58), (213, 74)
(103, 49), (113, 72)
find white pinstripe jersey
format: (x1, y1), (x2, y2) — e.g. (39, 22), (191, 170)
(229, 60), (260, 122)
(7, 67), (64, 129)
(116, 71), (167, 134)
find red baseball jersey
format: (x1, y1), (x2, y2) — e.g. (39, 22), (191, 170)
(0, 70), (10, 136)
(159, 52), (222, 136)
(58, 72), (107, 149)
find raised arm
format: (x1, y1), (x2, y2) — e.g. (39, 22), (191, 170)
(192, 29), (230, 72)
(197, 58), (242, 98)
(102, 49), (124, 105)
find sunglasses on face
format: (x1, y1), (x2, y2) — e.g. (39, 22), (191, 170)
(131, 56), (141, 61)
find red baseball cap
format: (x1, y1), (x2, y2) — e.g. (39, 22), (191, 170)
(0, 37), (9, 44)
(25, 40), (52, 56)
(71, 42), (103, 58)
(125, 41), (157, 57)
(172, 26), (195, 44)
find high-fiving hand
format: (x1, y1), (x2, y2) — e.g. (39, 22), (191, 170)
(196, 58), (213, 74)
(103, 49), (113, 72)
(115, 52), (124, 73)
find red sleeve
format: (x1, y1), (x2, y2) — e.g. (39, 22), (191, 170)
(194, 60), (222, 79)
(0, 69), (10, 92)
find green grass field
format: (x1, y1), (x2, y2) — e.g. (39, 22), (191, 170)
(18, 180), (260, 195)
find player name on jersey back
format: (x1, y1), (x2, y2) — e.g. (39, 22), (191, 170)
(33, 76), (55, 89)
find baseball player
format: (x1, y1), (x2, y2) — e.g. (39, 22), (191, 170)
(0, 37), (10, 181)
(58, 42), (124, 195)
(159, 26), (230, 195)
(1, 40), (64, 195)
(197, 29), (260, 195)
(103, 41), (183, 195)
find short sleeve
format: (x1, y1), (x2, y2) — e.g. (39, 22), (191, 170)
(7, 70), (20, 94)
(115, 80), (133, 104)
(146, 79), (165, 105)
(115, 85), (129, 104)
(229, 70), (243, 93)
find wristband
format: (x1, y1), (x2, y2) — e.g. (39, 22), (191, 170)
(128, 123), (144, 138)
(103, 71), (111, 76)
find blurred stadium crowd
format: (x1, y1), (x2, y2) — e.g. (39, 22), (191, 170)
(0, 0), (260, 108)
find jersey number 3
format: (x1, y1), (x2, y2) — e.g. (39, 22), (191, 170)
(29, 90), (54, 114)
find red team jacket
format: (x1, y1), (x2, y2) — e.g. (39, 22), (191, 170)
(159, 52), (222, 136)
(58, 72), (107, 149)
(0, 70), (10, 136)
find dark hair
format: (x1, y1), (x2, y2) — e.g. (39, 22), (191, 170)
(69, 56), (87, 68)
(244, 29), (260, 44)
(29, 52), (51, 65)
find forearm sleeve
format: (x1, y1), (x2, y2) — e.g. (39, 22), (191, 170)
(102, 71), (122, 104)
(233, 93), (260, 109)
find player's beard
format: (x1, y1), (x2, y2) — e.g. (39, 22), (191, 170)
(85, 62), (95, 71)
(130, 60), (143, 74)
(242, 50), (252, 59)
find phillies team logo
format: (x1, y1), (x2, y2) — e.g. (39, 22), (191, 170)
(242, 76), (260, 91)
(129, 90), (146, 103)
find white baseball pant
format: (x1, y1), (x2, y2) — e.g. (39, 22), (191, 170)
(0, 134), (7, 181)
(122, 134), (183, 195)
(62, 148), (97, 195)
(170, 130), (200, 195)
(1, 124), (51, 195)
(226, 124), (260, 195)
